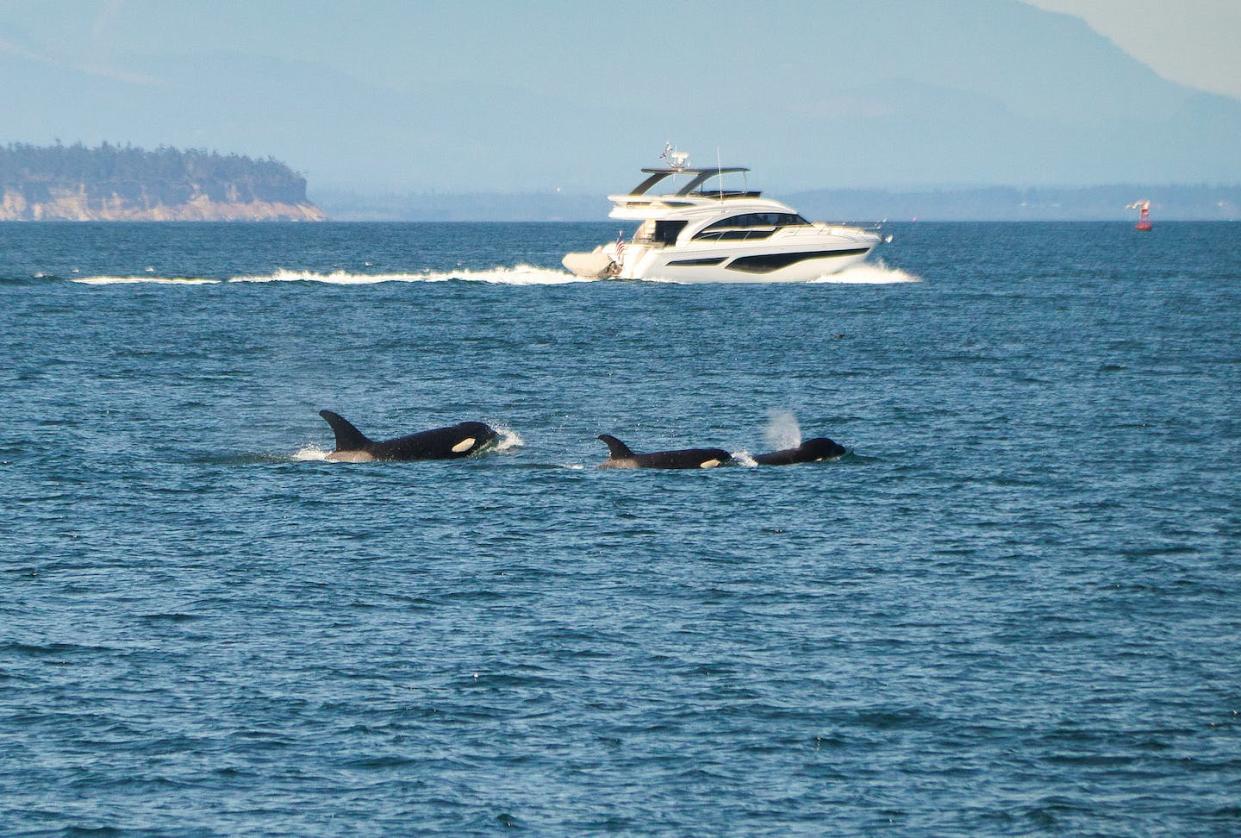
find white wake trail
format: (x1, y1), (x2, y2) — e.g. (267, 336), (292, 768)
(67, 261), (915, 287)
(228, 264), (587, 285)
(71, 276), (220, 285)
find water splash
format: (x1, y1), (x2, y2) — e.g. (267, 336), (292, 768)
(490, 426), (524, 453)
(764, 410), (802, 450)
(810, 260), (920, 284)
(292, 445), (331, 461)
(732, 451), (759, 468)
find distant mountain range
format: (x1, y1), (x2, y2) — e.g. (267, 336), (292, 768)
(787, 184), (1241, 223)
(311, 184), (1240, 222)
(1, 144), (1233, 224)
(1, 0), (1239, 198)
(0, 143), (323, 221)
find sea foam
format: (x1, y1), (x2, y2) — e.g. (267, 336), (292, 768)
(809, 260), (919, 284)
(490, 426), (525, 453)
(228, 265), (586, 285)
(291, 445), (331, 461)
(71, 276), (221, 285)
(66, 265), (586, 286)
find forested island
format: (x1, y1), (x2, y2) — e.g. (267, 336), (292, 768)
(0, 143), (325, 221)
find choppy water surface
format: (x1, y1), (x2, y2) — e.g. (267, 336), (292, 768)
(1, 222), (1239, 834)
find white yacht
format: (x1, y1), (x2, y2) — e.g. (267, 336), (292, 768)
(563, 149), (882, 283)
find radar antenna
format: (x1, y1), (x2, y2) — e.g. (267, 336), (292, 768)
(660, 142), (690, 171)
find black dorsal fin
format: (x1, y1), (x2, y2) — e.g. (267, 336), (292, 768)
(319, 410), (372, 451)
(597, 434), (634, 459)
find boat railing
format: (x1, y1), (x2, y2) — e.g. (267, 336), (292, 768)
(778, 222), (883, 239)
(688, 190), (763, 200)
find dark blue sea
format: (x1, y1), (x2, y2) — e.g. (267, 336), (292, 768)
(1, 221), (1239, 835)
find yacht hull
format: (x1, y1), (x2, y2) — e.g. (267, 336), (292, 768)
(624, 243), (873, 283)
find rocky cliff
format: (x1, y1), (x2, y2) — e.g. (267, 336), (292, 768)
(0, 143), (326, 221)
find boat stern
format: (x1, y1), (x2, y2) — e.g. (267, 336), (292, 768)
(562, 247), (616, 279)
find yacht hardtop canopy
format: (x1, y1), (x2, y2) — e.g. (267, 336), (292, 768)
(629, 166), (751, 197)
(638, 167), (750, 174)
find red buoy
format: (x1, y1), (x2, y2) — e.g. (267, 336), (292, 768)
(1130, 200), (1153, 231)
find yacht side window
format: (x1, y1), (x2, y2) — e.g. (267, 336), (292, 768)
(693, 212), (808, 241)
(653, 220), (687, 246)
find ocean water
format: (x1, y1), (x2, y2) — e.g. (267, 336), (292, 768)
(1, 221), (1239, 835)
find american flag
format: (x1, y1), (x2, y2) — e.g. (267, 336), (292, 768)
(615, 230), (626, 263)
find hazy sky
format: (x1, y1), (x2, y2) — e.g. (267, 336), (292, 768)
(2, 1), (1239, 190)
(1023, 0), (1241, 99)
(3, 1), (1239, 102)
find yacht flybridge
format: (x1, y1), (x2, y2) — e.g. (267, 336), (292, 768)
(563, 149), (882, 283)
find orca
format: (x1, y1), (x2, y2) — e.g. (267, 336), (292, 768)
(319, 410), (497, 462)
(597, 434), (732, 470)
(753, 437), (847, 466)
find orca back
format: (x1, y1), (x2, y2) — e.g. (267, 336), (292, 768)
(598, 434), (731, 469)
(753, 437), (846, 465)
(635, 447), (732, 469)
(371, 421), (497, 460)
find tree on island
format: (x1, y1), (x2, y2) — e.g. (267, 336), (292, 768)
(0, 142), (310, 205)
